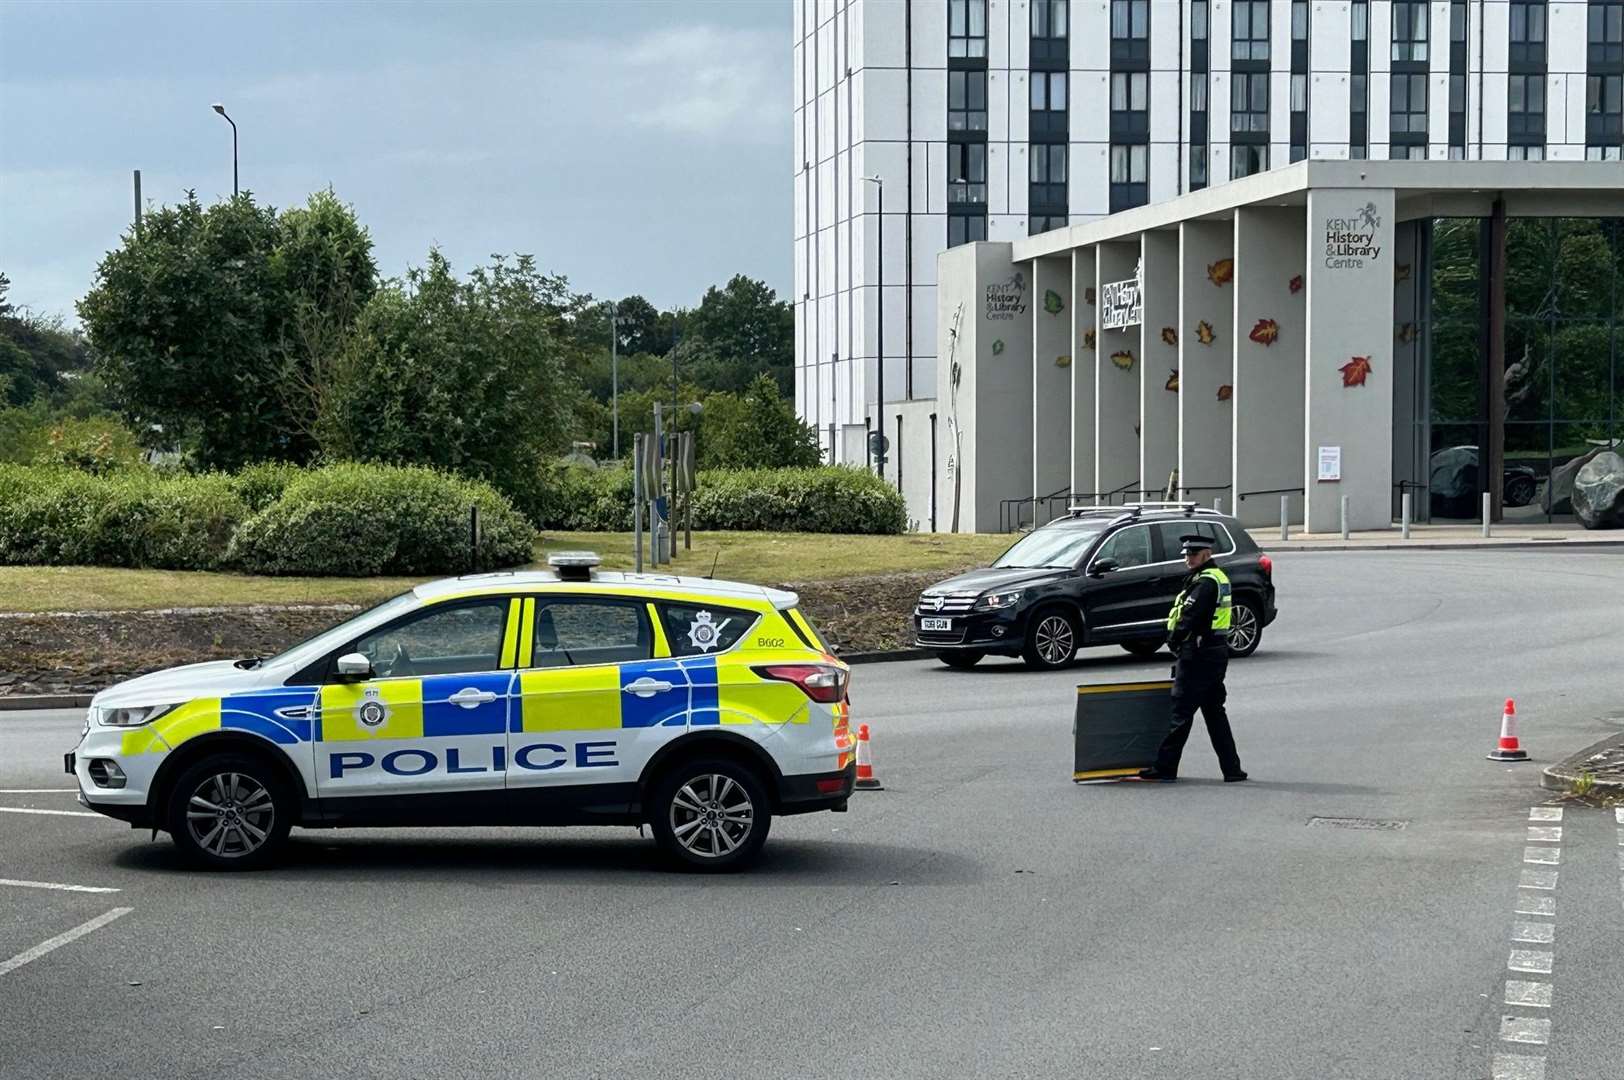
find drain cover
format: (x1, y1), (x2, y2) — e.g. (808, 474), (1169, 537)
(1307, 816), (1409, 831)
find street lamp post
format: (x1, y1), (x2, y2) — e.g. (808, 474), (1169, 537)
(211, 103), (238, 197)
(863, 175), (885, 479)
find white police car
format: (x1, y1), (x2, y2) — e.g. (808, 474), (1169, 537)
(66, 555), (855, 871)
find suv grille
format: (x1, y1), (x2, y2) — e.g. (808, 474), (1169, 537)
(916, 593), (978, 616)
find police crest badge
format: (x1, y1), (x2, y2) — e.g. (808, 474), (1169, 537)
(686, 611), (732, 653)
(357, 686), (389, 728)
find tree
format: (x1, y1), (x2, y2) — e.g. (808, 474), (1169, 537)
(697, 373), (821, 469)
(318, 251), (574, 516)
(682, 275), (794, 394)
(1, 271), (94, 408)
(77, 191), (376, 469)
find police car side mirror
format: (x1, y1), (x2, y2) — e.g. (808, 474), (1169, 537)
(1089, 558), (1120, 577)
(335, 653), (372, 680)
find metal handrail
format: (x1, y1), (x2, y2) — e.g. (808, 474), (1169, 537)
(1237, 486), (1306, 501)
(999, 483), (1074, 533)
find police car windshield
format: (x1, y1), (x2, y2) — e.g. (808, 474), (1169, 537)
(263, 593), (419, 670)
(992, 523), (1106, 569)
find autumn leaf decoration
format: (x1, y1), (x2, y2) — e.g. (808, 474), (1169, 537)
(1044, 289), (1065, 315)
(1396, 322), (1417, 344)
(1164, 368), (1180, 393)
(1248, 318), (1279, 346)
(1083, 329), (1096, 351)
(1339, 356), (1373, 387)
(1289, 274), (1303, 294)
(1207, 258), (1234, 286)
(1160, 326), (1178, 346)
(1110, 349), (1135, 371)
(1195, 320), (1216, 345)
(1216, 384), (1233, 402)
(991, 339), (1005, 356)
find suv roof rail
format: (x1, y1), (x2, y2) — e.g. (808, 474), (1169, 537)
(1069, 501), (1227, 519)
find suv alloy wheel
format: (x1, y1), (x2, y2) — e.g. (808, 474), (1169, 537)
(1022, 607), (1079, 670)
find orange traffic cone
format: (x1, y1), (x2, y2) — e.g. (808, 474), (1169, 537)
(1487, 698), (1529, 762)
(855, 723), (884, 790)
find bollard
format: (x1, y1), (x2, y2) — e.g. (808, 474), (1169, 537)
(1401, 492), (1412, 540)
(632, 434), (644, 573)
(1279, 494), (1289, 541)
(1213, 496), (1223, 514)
(1482, 491), (1491, 539)
(1340, 494), (1349, 540)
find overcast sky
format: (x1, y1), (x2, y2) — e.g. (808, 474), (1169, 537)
(0, 0), (790, 322)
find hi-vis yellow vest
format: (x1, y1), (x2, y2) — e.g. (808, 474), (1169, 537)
(1165, 566), (1233, 634)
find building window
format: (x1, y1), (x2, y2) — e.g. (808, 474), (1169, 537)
(1291, 0), (1308, 40)
(1111, 71), (1148, 112)
(1508, 74), (1546, 138)
(1232, 72), (1270, 132)
(948, 214), (987, 247)
(1451, 1), (1468, 41)
(1586, 144), (1623, 159)
(1509, 2), (1547, 66)
(1291, 73), (1307, 111)
(1449, 145), (1466, 159)
(1352, 73), (1368, 112)
(1590, 2), (1624, 65)
(1392, 1), (1429, 62)
(1192, 0), (1209, 39)
(1032, 71), (1068, 111)
(1231, 144), (1269, 178)
(1029, 215), (1068, 235)
(948, 143), (987, 204)
(1191, 73), (1209, 112)
(1033, 0), (1068, 38)
(1030, 144), (1067, 207)
(1290, 143), (1307, 161)
(1352, 0), (1368, 41)
(1389, 144), (1428, 159)
(948, 71), (988, 132)
(1232, 0), (1271, 61)
(1449, 73), (1467, 113)
(1390, 72), (1428, 134)
(1190, 145), (1209, 186)
(949, 0), (988, 58)
(1506, 144), (1546, 160)
(1111, 0), (1149, 61)
(1589, 74), (1624, 144)
(1109, 144), (1148, 211)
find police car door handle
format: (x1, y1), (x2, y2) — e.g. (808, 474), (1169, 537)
(623, 677), (674, 698)
(448, 688), (498, 709)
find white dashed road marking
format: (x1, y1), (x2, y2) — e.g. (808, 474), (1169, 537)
(0, 807), (100, 819)
(0, 878), (120, 895)
(1522, 846), (1560, 865)
(1507, 949), (1554, 974)
(1519, 869), (1558, 890)
(1491, 1054), (1546, 1080)
(0, 908), (133, 978)
(1525, 826), (1561, 843)
(1528, 807), (1563, 822)
(1511, 921), (1555, 944)
(1498, 1017), (1552, 1045)
(1495, 808), (1565, 1079)
(1514, 895), (1555, 916)
(1504, 981), (1552, 1008)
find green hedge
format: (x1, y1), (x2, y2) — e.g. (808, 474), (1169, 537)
(0, 465), (247, 570)
(536, 465), (907, 535)
(0, 462), (534, 575)
(229, 463), (534, 576)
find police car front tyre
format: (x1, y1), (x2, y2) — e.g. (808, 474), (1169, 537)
(164, 754), (293, 871)
(649, 759), (771, 872)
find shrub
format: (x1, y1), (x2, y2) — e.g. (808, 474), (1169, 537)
(532, 464), (905, 535)
(230, 461), (302, 511)
(229, 462), (534, 575)
(33, 416), (144, 474)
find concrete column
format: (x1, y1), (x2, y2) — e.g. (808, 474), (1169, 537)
(1232, 208), (1307, 528)
(1071, 246), (1096, 502)
(1304, 189), (1396, 532)
(1178, 221), (1235, 505)
(1032, 256), (1072, 524)
(1095, 241), (1141, 502)
(1139, 231), (1180, 502)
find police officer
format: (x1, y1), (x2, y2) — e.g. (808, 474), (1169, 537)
(1137, 534), (1247, 783)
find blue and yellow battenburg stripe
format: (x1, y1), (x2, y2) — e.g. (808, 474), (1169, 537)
(120, 690), (318, 755)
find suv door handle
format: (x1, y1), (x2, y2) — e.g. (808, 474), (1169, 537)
(448, 688), (498, 709)
(623, 677), (675, 698)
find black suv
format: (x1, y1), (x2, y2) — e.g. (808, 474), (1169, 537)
(913, 504), (1277, 670)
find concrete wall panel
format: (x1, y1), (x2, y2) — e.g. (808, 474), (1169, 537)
(1140, 231), (1181, 500)
(1071, 246), (1097, 499)
(1232, 208), (1307, 528)
(1033, 257), (1074, 523)
(1095, 242), (1142, 499)
(1178, 220), (1235, 502)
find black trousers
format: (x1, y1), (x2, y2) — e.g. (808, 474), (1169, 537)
(1154, 643), (1243, 778)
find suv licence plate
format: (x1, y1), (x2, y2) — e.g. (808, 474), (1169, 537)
(920, 618), (952, 631)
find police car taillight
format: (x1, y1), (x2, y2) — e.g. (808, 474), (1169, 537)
(752, 663), (848, 704)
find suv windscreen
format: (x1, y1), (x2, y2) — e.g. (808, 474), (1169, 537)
(992, 522), (1107, 568)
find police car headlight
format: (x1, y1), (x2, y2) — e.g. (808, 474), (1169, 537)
(975, 590), (1024, 611)
(95, 703), (179, 728)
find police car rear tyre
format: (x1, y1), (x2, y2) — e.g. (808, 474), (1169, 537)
(1226, 600), (1263, 658)
(650, 759), (771, 872)
(937, 650), (984, 669)
(165, 753), (293, 871)
(1021, 608), (1078, 670)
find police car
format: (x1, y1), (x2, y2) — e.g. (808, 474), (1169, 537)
(65, 554), (855, 872)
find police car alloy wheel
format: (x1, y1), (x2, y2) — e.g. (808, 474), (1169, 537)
(165, 754), (292, 870)
(1226, 600), (1263, 658)
(650, 759), (770, 871)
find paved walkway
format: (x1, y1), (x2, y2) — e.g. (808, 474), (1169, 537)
(1248, 522), (1624, 552)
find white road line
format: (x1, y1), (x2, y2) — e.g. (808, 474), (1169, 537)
(1498, 1016), (1552, 1045)
(0, 807), (99, 819)
(1519, 869), (1558, 890)
(0, 879), (119, 895)
(1511, 921), (1555, 944)
(0, 789), (78, 794)
(1514, 894), (1555, 916)
(1492, 1052), (1547, 1079)
(1616, 808), (1623, 824)
(1508, 950), (1554, 974)
(1504, 981), (1553, 1008)
(1525, 826), (1562, 843)
(1528, 807), (1563, 822)
(1522, 846), (1560, 865)
(0, 907), (133, 978)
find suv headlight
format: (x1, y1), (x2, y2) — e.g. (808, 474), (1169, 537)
(975, 590), (1024, 611)
(95, 704), (178, 728)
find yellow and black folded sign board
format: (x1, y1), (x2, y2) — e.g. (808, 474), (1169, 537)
(1073, 681), (1174, 782)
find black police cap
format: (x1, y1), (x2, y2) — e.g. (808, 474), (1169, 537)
(1179, 534), (1215, 554)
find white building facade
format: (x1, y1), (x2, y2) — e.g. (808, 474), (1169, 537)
(792, 0), (1624, 468)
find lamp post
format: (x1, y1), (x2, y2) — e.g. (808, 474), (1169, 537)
(210, 103), (238, 197)
(863, 175), (885, 478)
(607, 301), (620, 459)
